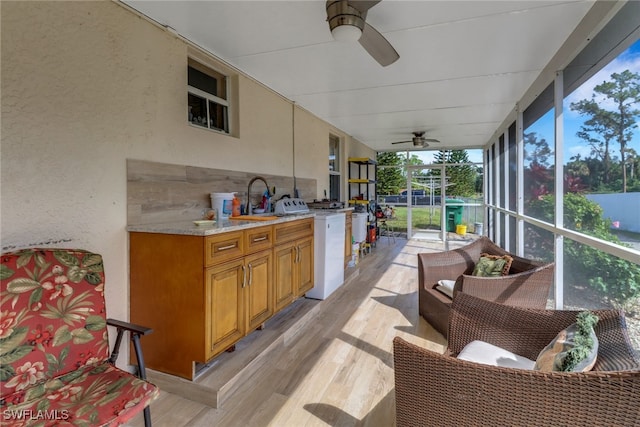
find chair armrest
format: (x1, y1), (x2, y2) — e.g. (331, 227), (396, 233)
(107, 318), (153, 336)
(393, 336), (640, 427)
(418, 252), (474, 290)
(106, 318), (153, 372)
(457, 263), (554, 307)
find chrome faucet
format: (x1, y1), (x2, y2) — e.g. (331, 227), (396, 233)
(246, 176), (271, 215)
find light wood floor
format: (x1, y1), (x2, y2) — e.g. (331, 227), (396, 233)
(125, 236), (472, 427)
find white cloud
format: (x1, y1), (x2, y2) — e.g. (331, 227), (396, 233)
(565, 54), (640, 118)
(566, 143), (593, 160)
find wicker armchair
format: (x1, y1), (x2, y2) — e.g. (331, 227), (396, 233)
(394, 293), (640, 427)
(418, 236), (554, 337)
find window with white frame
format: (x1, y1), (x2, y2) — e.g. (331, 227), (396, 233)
(188, 59), (230, 133)
(329, 134), (341, 200)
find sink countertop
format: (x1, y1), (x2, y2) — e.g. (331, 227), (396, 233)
(126, 213), (316, 236)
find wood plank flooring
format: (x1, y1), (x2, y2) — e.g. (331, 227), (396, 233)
(125, 236), (474, 427)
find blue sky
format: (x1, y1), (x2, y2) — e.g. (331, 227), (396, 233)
(412, 38), (640, 167)
(530, 38), (640, 165)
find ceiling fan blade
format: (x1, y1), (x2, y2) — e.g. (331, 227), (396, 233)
(359, 22), (399, 67)
(424, 138), (440, 143)
(391, 140), (411, 145)
(348, 0), (381, 15)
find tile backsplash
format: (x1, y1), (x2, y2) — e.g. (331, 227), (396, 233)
(127, 159), (316, 224)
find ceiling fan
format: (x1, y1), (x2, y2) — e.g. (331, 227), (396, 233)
(391, 131), (441, 148)
(326, 0), (399, 67)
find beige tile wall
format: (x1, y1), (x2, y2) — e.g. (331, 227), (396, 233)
(127, 159), (316, 224)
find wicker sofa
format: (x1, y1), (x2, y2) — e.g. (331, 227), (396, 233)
(394, 292), (640, 427)
(418, 236), (554, 337)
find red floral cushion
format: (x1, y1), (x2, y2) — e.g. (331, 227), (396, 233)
(2, 362), (159, 426)
(1, 248), (159, 426)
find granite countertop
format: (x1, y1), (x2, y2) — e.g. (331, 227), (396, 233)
(126, 213), (316, 236)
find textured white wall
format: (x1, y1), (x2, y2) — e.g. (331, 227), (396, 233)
(586, 193), (640, 233)
(1, 1), (374, 366)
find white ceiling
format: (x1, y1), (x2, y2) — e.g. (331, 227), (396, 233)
(122, 0), (595, 152)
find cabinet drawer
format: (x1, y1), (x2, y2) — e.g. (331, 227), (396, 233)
(244, 225), (273, 254)
(274, 218), (314, 245)
(205, 231), (244, 266)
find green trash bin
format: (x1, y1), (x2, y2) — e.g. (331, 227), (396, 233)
(445, 199), (464, 232)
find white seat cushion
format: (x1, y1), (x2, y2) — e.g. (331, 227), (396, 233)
(435, 279), (456, 298)
(457, 340), (536, 370)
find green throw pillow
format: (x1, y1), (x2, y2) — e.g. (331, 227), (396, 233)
(534, 311), (599, 372)
(472, 253), (513, 277)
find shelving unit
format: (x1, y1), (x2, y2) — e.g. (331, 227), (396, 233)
(348, 157), (377, 250)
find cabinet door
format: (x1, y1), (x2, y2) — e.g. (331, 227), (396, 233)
(245, 249), (273, 331)
(344, 215), (352, 266)
(206, 259), (245, 359)
(296, 236), (314, 296)
(273, 242), (295, 313)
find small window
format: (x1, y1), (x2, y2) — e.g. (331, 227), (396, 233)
(188, 59), (230, 133)
(329, 135), (340, 172)
(329, 134), (341, 200)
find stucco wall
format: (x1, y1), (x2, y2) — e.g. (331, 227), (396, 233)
(1, 1), (375, 366)
(586, 193), (640, 233)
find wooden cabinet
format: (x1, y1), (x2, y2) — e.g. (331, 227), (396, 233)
(205, 248), (273, 359)
(206, 258), (245, 358)
(273, 218), (314, 313)
(244, 249), (273, 330)
(344, 210), (352, 267)
(130, 223), (283, 380)
(296, 236), (314, 296)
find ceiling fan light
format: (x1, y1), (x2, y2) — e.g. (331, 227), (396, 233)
(331, 24), (362, 42)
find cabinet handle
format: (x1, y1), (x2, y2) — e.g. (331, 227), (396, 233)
(241, 265), (246, 288)
(248, 264), (253, 286)
(218, 243), (237, 251)
(252, 236), (267, 242)
(296, 246), (300, 263)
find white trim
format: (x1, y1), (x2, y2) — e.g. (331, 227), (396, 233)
(516, 105), (525, 258)
(554, 70), (564, 309)
(503, 130), (511, 252)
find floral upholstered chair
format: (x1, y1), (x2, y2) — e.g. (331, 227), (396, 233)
(1, 248), (159, 426)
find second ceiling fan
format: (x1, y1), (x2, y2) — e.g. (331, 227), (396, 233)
(392, 131), (440, 148)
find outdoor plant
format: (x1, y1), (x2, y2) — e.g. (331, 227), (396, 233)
(527, 192), (640, 303)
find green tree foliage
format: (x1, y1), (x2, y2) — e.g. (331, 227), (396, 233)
(524, 132), (553, 167)
(376, 152), (404, 195)
(431, 150), (478, 197)
(570, 70), (640, 193)
(526, 192), (640, 303)
(407, 154), (428, 180)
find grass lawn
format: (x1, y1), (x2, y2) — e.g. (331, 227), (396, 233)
(383, 205), (484, 233)
(384, 206), (442, 232)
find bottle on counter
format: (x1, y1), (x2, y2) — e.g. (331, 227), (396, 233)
(232, 194), (241, 217)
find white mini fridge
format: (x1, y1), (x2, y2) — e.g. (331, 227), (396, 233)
(307, 212), (346, 300)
